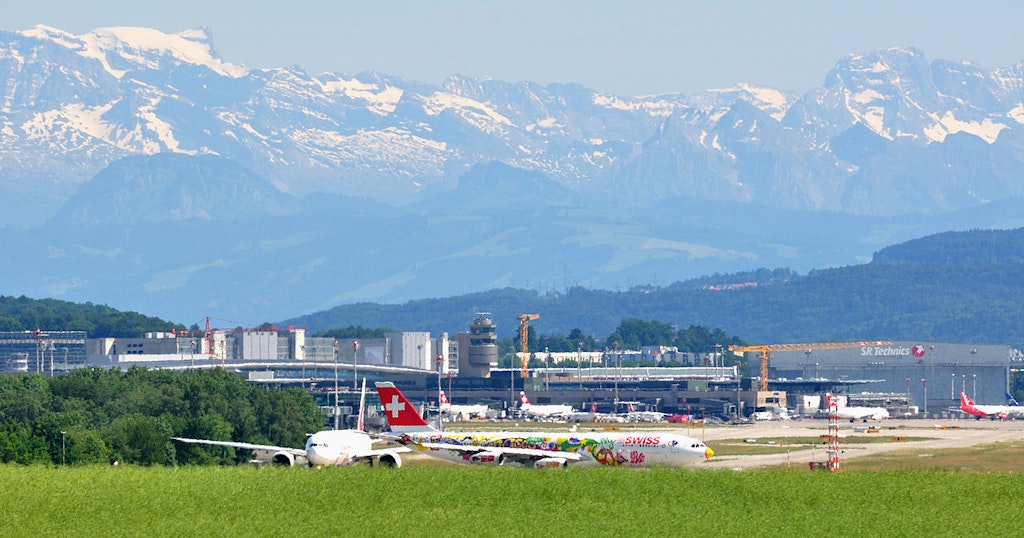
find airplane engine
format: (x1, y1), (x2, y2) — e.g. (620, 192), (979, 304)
(533, 457), (569, 469)
(270, 452), (296, 466)
(468, 451), (504, 465)
(373, 452), (403, 468)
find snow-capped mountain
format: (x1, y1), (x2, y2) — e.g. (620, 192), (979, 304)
(2, 25), (1023, 323)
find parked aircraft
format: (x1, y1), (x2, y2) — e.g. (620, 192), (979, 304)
(960, 391), (1024, 420)
(621, 401), (667, 422)
(439, 390), (490, 419)
(173, 380), (408, 467)
(518, 391), (574, 419)
(376, 381), (713, 468)
(826, 394), (889, 422)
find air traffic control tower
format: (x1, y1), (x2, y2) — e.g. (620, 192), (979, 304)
(457, 314), (498, 378)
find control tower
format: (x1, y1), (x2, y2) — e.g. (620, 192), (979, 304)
(457, 313), (499, 378)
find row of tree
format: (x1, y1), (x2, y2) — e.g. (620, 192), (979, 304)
(0, 367), (323, 466)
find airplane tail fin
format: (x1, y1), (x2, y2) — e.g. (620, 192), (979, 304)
(1008, 392), (1020, 407)
(519, 391), (530, 406)
(960, 391), (974, 410)
(439, 390), (449, 405)
(375, 382), (436, 433)
(590, 402), (597, 413)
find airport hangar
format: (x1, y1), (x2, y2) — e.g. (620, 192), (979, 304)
(762, 341), (1023, 414)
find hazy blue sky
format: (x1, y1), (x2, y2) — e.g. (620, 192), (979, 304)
(7, 1), (1024, 96)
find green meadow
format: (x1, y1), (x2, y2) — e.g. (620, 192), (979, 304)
(0, 463), (1019, 537)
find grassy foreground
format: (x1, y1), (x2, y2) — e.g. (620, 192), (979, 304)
(0, 464), (1020, 537)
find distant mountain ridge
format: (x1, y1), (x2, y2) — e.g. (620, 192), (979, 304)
(281, 228), (1024, 349)
(2, 25), (1024, 323)
(3, 28), (1024, 221)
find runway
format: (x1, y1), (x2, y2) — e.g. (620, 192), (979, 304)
(687, 417), (1024, 470)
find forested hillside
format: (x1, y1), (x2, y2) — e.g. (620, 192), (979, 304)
(3, 229), (1022, 350)
(0, 296), (181, 337)
(285, 229), (1024, 349)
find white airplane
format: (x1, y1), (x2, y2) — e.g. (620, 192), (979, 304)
(959, 391), (1024, 420)
(826, 394), (889, 422)
(173, 380), (408, 467)
(518, 391), (574, 419)
(376, 381), (713, 468)
(620, 401), (666, 422)
(439, 390), (489, 419)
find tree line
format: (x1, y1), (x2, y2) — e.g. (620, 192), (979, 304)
(0, 367), (322, 466)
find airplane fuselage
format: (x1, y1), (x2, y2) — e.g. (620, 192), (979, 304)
(304, 429), (375, 466)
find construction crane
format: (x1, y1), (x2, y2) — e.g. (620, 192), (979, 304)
(729, 341), (891, 391)
(517, 314), (540, 378)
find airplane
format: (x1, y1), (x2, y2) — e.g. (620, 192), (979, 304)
(620, 401), (667, 422)
(375, 381), (713, 468)
(826, 394), (889, 422)
(1008, 392), (1021, 407)
(959, 391), (1024, 420)
(439, 390), (490, 419)
(173, 380), (408, 467)
(518, 391), (575, 419)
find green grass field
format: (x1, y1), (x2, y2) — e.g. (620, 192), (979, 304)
(0, 457), (1021, 537)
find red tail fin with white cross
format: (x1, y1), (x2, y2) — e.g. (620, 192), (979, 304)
(375, 382), (436, 434)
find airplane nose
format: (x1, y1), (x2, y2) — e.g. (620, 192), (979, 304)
(705, 447), (714, 460)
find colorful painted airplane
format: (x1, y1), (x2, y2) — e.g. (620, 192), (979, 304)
(376, 381), (713, 468)
(959, 391), (1024, 420)
(518, 391), (575, 419)
(174, 380), (408, 467)
(439, 390), (490, 419)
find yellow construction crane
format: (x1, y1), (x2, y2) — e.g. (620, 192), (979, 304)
(729, 341), (891, 391)
(517, 313), (539, 378)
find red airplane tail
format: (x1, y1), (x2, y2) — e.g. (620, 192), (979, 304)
(960, 391), (974, 408)
(375, 382), (434, 433)
(439, 390), (450, 405)
(519, 391), (530, 406)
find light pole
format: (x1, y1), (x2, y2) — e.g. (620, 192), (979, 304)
(333, 339), (340, 430)
(905, 377), (911, 412)
(544, 347), (550, 391)
(436, 354), (443, 404)
(60, 430), (66, 466)
(922, 378), (927, 415)
(352, 340), (359, 390)
(510, 347), (516, 416)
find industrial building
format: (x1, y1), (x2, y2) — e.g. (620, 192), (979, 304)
(763, 341), (1022, 414)
(2, 320), (1021, 421)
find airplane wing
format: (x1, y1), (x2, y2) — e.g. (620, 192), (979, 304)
(171, 437), (306, 457)
(414, 440), (583, 462)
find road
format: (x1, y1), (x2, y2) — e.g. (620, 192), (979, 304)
(687, 417), (1024, 470)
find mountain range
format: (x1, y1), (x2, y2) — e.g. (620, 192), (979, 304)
(1, 25), (1023, 324)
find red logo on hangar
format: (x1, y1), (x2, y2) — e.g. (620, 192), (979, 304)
(912, 345), (926, 358)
